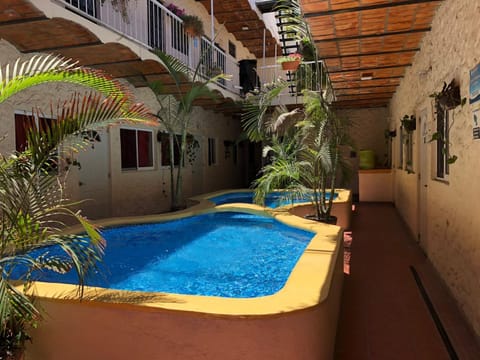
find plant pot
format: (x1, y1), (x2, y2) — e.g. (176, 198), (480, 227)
(281, 60), (301, 71)
(403, 121), (416, 132)
(184, 26), (197, 37)
(438, 92), (461, 109)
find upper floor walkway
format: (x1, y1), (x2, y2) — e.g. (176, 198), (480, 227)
(0, 0), (333, 108)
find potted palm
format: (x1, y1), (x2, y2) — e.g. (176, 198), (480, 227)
(277, 53), (303, 71)
(242, 82), (351, 224)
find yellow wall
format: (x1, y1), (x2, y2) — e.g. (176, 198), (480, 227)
(389, 0), (480, 336)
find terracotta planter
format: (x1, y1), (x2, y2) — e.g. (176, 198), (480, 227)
(184, 26), (199, 37)
(281, 60), (301, 71)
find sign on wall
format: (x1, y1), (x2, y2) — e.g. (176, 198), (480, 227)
(470, 63), (480, 139)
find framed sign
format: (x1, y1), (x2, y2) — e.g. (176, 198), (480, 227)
(470, 63), (480, 139)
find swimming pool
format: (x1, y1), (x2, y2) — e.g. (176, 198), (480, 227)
(208, 191), (337, 208)
(25, 205), (344, 360)
(32, 212), (313, 298)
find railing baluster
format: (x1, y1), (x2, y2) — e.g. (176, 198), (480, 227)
(55, 0), (240, 94)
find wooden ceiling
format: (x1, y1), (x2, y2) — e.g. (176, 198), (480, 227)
(197, 0), (280, 58)
(0, 0), (243, 116)
(301, 0), (444, 108)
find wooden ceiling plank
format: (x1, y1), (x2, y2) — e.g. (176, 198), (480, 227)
(304, 0), (443, 18)
(314, 27), (431, 43)
(0, 18), (101, 52)
(328, 63), (411, 73)
(51, 43), (140, 66)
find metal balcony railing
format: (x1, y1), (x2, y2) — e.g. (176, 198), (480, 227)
(257, 61), (334, 103)
(58, 0), (240, 95)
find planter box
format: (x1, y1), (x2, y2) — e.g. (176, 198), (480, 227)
(358, 169), (393, 202)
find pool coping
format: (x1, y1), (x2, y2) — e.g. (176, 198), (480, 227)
(25, 201), (343, 317)
(189, 188), (351, 210)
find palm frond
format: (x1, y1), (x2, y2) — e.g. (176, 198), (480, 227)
(151, 50), (190, 94)
(0, 55), (128, 104)
(242, 81), (289, 142)
(22, 92), (155, 166)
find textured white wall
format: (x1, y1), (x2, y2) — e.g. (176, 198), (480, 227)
(389, 0), (480, 337)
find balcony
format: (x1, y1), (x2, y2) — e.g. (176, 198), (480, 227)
(58, 0), (240, 95)
(257, 61), (335, 105)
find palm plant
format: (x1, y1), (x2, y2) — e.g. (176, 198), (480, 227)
(242, 82), (351, 222)
(0, 55), (153, 358)
(298, 90), (351, 221)
(149, 49), (229, 211)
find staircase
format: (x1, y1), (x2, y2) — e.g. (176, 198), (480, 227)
(275, 7), (302, 96)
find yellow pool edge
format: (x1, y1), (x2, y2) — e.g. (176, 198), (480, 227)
(26, 193), (345, 317)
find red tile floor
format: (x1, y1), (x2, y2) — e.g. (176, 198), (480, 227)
(334, 203), (480, 360)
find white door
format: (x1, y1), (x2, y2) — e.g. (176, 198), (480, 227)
(77, 129), (111, 219)
(417, 111), (429, 247)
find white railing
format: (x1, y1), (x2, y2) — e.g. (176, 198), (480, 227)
(58, 0), (240, 95)
(257, 61), (333, 103)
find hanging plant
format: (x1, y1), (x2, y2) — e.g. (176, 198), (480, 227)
(429, 80), (466, 110)
(181, 15), (205, 37)
(401, 114), (416, 132)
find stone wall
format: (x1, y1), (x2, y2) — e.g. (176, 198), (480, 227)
(389, 0), (480, 336)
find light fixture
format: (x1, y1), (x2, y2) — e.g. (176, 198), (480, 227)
(242, 25), (249, 31)
(360, 72), (373, 80)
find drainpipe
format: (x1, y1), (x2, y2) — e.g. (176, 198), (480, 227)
(263, 28), (266, 86)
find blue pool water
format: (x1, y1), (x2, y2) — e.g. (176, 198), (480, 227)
(209, 191), (337, 208)
(26, 212), (314, 298)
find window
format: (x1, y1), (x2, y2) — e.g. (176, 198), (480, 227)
(228, 41), (236, 58)
(15, 113), (55, 152)
(208, 138), (216, 166)
(159, 132), (181, 166)
(398, 126), (403, 169)
(405, 130), (414, 172)
(120, 128), (153, 170)
(15, 112), (58, 171)
(436, 103), (449, 179)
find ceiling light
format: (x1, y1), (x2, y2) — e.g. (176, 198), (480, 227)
(361, 72), (373, 80)
(242, 25), (250, 31)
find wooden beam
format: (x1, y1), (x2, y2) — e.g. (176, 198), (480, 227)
(333, 84), (399, 90)
(328, 64), (411, 74)
(315, 28), (431, 43)
(330, 75), (404, 83)
(305, 0), (443, 18)
(335, 91), (396, 97)
(320, 48), (420, 60)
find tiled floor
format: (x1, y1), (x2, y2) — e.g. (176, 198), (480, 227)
(335, 203), (480, 360)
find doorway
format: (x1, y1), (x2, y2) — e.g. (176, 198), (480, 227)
(77, 129), (111, 219)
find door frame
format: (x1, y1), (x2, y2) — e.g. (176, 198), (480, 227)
(417, 109), (429, 248)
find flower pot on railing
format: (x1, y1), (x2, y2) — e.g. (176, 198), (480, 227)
(277, 53), (303, 72)
(181, 14), (204, 37)
(281, 60), (301, 71)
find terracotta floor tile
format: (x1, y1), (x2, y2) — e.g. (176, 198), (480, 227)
(334, 203), (480, 360)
